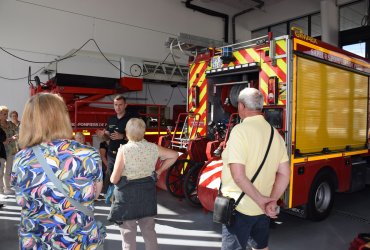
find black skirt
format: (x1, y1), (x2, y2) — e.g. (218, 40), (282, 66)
(108, 173), (157, 224)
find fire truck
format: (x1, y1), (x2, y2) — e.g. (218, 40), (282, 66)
(159, 30), (370, 221)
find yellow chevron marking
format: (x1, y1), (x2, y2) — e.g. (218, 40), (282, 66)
(234, 51), (248, 64)
(247, 48), (261, 63)
(261, 63), (278, 79)
(249, 43), (286, 80)
(260, 78), (268, 105)
(198, 100), (206, 116)
(276, 58), (287, 75)
(199, 82), (207, 101)
(189, 64), (197, 84)
(276, 39), (287, 53)
(260, 78), (268, 93)
(189, 62), (205, 84)
(198, 73), (206, 87)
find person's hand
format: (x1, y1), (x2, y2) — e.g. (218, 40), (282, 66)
(12, 134), (18, 141)
(156, 169), (163, 177)
(110, 131), (124, 140)
(255, 195), (276, 214)
(265, 200), (279, 218)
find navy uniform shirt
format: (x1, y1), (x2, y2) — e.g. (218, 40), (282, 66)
(106, 112), (136, 153)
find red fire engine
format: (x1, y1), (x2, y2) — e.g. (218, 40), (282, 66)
(158, 30), (370, 221)
(29, 72), (166, 144)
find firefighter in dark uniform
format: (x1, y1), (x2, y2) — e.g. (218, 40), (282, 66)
(96, 95), (136, 203)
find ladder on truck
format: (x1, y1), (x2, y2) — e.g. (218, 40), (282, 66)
(170, 113), (201, 151)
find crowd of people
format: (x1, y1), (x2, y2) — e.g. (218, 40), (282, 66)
(0, 106), (20, 208)
(2, 89), (289, 250)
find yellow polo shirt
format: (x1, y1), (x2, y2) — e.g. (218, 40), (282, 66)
(221, 115), (289, 216)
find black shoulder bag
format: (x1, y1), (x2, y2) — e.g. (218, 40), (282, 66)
(213, 125), (274, 226)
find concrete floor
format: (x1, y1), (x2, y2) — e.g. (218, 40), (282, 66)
(0, 187), (369, 250)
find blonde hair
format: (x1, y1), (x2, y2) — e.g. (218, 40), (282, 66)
(125, 118), (146, 142)
(0, 106), (9, 113)
(18, 93), (73, 148)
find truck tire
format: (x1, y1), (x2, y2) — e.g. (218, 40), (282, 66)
(183, 163), (203, 207)
(165, 159), (192, 198)
(307, 172), (335, 221)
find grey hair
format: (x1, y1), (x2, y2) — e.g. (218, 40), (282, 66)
(238, 88), (264, 111)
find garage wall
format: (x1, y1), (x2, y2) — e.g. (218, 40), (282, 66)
(0, 0), (356, 116)
(0, 0), (226, 116)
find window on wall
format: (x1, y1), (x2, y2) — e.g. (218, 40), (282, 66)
(251, 0), (367, 39)
(343, 42), (366, 57)
(340, 0), (367, 31)
(311, 13), (321, 37)
(250, 0), (369, 59)
(251, 28), (268, 39)
(270, 23), (287, 37)
(289, 17), (309, 35)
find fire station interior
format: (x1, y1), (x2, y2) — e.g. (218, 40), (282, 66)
(1, 0), (370, 249)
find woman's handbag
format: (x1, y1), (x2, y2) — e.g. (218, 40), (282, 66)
(213, 125), (274, 226)
(32, 146), (107, 244)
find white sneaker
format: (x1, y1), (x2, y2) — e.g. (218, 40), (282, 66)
(3, 189), (14, 195)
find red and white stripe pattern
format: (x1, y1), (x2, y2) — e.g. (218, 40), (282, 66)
(198, 160), (223, 190)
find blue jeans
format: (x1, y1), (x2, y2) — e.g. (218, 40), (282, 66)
(222, 211), (270, 250)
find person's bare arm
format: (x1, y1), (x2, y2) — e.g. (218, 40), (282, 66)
(110, 147), (125, 184)
(156, 146), (179, 176)
(99, 147), (108, 169)
(110, 131), (124, 141)
(94, 181), (103, 199)
(265, 161), (290, 218)
(229, 163), (275, 213)
(269, 161), (290, 200)
(96, 129), (110, 141)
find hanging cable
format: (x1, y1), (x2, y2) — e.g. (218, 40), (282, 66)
(0, 47), (75, 64)
(0, 38), (188, 81)
(165, 87), (175, 106)
(146, 84), (156, 104)
(177, 86), (187, 101)
(0, 66), (44, 80)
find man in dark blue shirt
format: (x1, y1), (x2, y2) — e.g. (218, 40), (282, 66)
(96, 95), (135, 203)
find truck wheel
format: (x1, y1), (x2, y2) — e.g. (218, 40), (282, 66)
(183, 163), (203, 207)
(165, 159), (191, 198)
(307, 172), (334, 221)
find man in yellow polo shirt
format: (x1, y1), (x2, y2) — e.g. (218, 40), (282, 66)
(221, 88), (290, 250)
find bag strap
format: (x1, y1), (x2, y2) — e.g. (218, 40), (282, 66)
(218, 125), (274, 206)
(32, 146), (94, 218)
